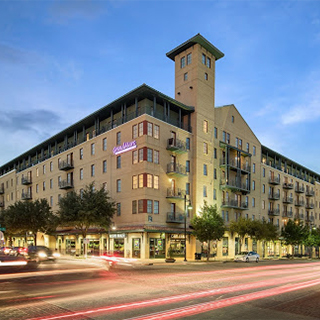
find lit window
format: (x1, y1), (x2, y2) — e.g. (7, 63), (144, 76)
(138, 200), (143, 213)
(147, 174), (153, 188)
(139, 149), (144, 162)
(203, 142), (208, 154)
(154, 125), (159, 139)
(147, 122), (153, 136)
(132, 200), (137, 214)
(203, 120), (208, 133)
(132, 124), (138, 139)
(138, 122), (143, 136)
(132, 150), (138, 164)
(154, 176), (159, 189)
(132, 176), (138, 189)
(138, 174), (144, 188)
(154, 150), (159, 164)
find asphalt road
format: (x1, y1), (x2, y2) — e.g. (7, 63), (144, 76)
(1, 257), (320, 320)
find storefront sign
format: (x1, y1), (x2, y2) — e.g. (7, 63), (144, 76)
(110, 233), (126, 239)
(113, 140), (137, 155)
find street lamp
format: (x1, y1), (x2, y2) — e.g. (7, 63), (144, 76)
(184, 195), (192, 262)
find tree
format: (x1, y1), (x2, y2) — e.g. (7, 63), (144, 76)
(1, 199), (57, 246)
(57, 182), (115, 240)
(229, 217), (252, 253)
(191, 202), (225, 261)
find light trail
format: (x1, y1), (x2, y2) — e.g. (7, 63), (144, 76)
(25, 270), (320, 320)
(124, 278), (320, 320)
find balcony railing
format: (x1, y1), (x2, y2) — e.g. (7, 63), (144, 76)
(21, 191), (32, 200)
(0, 186), (4, 194)
(282, 211), (293, 218)
(221, 200), (248, 210)
(282, 196), (293, 204)
(295, 186), (305, 193)
(305, 189), (315, 197)
(305, 202), (314, 209)
(166, 188), (185, 199)
(220, 179), (250, 194)
(268, 177), (280, 185)
(268, 192), (280, 200)
(166, 138), (187, 154)
(59, 180), (74, 190)
(21, 176), (32, 185)
(295, 200), (305, 207)
(166, 212), (184, 223)
(59, 160), (74, 171)
(268, 208), (280, 216)
(283, 182), (294, 189)
(220, 159), (250, 173)
(306, 215), (315, 222)
(166, 163), (187, 177)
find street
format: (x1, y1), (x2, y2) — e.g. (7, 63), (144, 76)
(1, 257), (320, 320)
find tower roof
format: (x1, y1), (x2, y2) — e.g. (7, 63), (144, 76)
(166, 33), (224, 61)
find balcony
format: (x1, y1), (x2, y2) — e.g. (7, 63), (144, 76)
(59, 180), (74, 190)
(306, 215), (315, 223)
(166, 188), (185, 200)
(166, 212), (184, 223)
(166, 138), (187, 154)
(306, 189), (315, 197)
(21, 177), (32, 185)
(220, 159), (250, 174)
(0, 186), (4, 194)
(59, 160), (74, 171)
(220, 179), (250, 194)
(283, 182), (294, 189)
(268, 208), (280, 216)
(268, 177), (280, 185)
(166, 163), (187, 177)
(221, 199), (249, 210)
(282, 196), (293, 204)
(21, 191), (32, 200)
(295, 186), (305, 193)
(282, 211), (293, 218)
(268, 191), (280, 200)
(305, 202), (314, 209)
(295, 200), (305, 207)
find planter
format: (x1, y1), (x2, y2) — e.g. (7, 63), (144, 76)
(165, 258), (176, 263)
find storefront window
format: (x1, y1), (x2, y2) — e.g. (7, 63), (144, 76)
(132, 238), (141, 258)
(222, 237), (228, 256)
(149, 238), (166, 258)
(114, 239), (124, 257)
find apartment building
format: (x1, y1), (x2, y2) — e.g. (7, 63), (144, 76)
(1, 34), (319, 260)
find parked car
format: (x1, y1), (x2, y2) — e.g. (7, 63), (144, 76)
(0, 247), (11, 255)
(234, 251), (260, 263)
(26, 246), (57, 263)
(9, 247), (28, 256)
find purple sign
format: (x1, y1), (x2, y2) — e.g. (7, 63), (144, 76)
(113, 140), (137, 155)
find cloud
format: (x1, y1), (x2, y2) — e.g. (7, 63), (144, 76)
(0, 43), (39, 65)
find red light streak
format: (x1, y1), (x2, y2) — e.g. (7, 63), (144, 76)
(25, 270), (320, 320)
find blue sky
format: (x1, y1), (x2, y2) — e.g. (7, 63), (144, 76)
(1, 0), (320, 172)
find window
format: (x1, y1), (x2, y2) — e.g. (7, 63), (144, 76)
(43, 181), (46, 191)
(252, 180), (255, 190)
(117, 203), (121, 216)
(154, 176), (159, 189)
(203, 120), (208, 133)
(205, 72), (208, 80)
(43, 165), (46, 174)
(253, 146), (256, 156)
(133, 150), (138, 164)
(214, 168), (217, 179)
(263, 168), (265, 177)
(80, 148), (83, 160)
(139, 149), (144, 162)
(138, 174), (144, 188)
(91, 143), (95, 155)
(80, 168), (83, 180)
(138, 122), (143, 136)
(50, 162), (53, 172)
(253, 163), (256, 173)
(154, 125), (159, 139)
(50, 196), (53, 207)
(203, 164), (207, 176)
(132, 176), (138, 189)
(132, 200), (137, 214)
(154, 201), (159, 214)
(213, 189), (217, 200)
(116, 132), (121, 145)
(235, 137), (238, 148)
(180, 56), (185, 68)
(232, 115), (234, 123)
(239, 139), (242, 150)
(187, 53), (192, 65)
(147, 174), (153, 188)
(103, 138), (107, 151)
(147, 122), (153, 136)
(184, 72), (188, 81)
(117, 156), (121, 169)
(147, 200), (153, 213)
(202, 53), (206, 65)
(147, 148), (153, 162)
(252, 198), (255, 207)
(50, 179), (53, 189)
(262, 200), (265, 210)
(262, 184), (265, 193)
(91, 164), (95, 177)
(203, 142), (208, 154)
(103, 160), (107, 173)
(222, 131), (226, 142)
(138, 200), (143, 213)
(207, 57), (211, 68)
(203, 185), (207, 197)
(117, 179), (121, 192)
(186, 183), (190, 195)
(36, 184), (39, 193)
(154, 150), (159, 164)
(214, 127), (217, 139)
(226, 133), (230, 144)
(246, 143), (249, 152)
(132, 124), (138, 139)
(186, 138), (190, 150)
(186, 160), (190, 173)
(214, 148), (217, 159)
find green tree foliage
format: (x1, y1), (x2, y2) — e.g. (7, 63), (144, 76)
(1, 199), (57, 245)
(57, 182), (115, 239)
(281, 219), (308, 247)
(191, 201), (225, 261)
(229, 217), (251, 252)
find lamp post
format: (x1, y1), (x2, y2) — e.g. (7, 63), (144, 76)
(184, 195), (192, 262)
